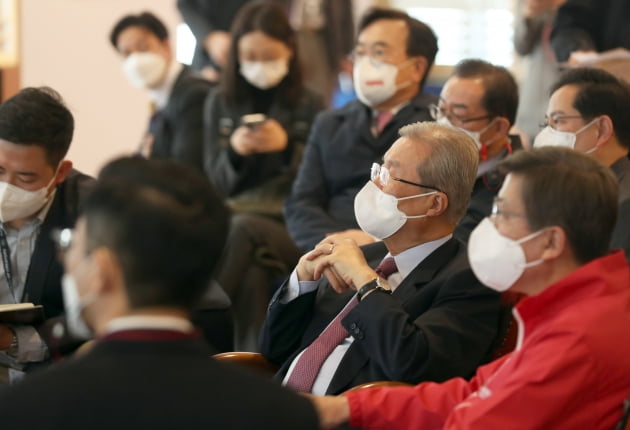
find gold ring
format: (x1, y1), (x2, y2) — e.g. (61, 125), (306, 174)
(329, 244), (335, 253)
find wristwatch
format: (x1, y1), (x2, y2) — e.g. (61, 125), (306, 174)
(357, 277), (392, 301)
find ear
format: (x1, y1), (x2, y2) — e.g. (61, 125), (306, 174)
(493, 117), (511, 137)
(412, 56), (428, 84)
(594, 115), (614, 147)
(540, 226), (567, 260)
(54, 160), (73, 186)
(426, 192), (449, 217)
(91, 247), (124, 296)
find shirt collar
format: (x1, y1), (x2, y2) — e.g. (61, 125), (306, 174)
(385, 234), (453, 282)
(104, 315), (194, 335)
(148, 62), (183, 110)
(371, 100), (410, 119)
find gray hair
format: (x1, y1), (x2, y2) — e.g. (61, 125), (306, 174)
(399, 121), (479, 224)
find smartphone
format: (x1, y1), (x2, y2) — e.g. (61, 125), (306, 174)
(241, 113), (267, 128)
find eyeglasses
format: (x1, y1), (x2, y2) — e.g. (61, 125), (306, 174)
(429, 104), (492, 127)
(539, 114), (583, 129)
(51, 228), (73, 257)
(491, 197), (527, 221)
(350, 46), (393, 65)
(371, 163), (444, 193)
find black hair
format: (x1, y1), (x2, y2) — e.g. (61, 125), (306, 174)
(0, 86), (74, 166)
(452, 59), (519, 125)
(110, 11), (169, 49)
(221, 1), (303, 106)
(549, 67), (630, 149)
(85, 157), (230, 311)
(358, 8), (438, 87)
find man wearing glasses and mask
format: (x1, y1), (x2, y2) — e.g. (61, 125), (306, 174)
(285, 8), (438, 253)
(533, 67), (630, 262)
(0, 88), (92, 384)
(261, 122), (502, 395)
(430, 59), (522, 243)
(311, 147), (630, 430)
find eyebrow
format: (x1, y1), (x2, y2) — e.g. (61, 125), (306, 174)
(356, 41), (390, 49)
(438, 96), (470, 111)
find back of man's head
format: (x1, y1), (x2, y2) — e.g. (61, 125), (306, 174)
(549, 67), (630, 150)
(499, 147), (618, 264)
(84, 157), (230, 311)
(359, 8), (438, 85)
(399, 122), (479, 224)
(109, 11), (169, 49)
(0, 87), (73, 166)
(452, 59), (519, 126)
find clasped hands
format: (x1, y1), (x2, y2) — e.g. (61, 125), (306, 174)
(296, 234), (378, 293)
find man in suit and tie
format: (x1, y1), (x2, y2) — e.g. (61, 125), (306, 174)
(0, 157), (319, 429)
(0, 87), (93, 383)
(261, 122), (502, 395)
(110, 12), (211, 171)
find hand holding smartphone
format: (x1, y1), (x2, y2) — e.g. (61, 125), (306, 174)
(241, 113), (267, 129)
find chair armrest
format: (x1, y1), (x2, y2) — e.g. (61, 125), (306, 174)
(213, 351), (279, 376)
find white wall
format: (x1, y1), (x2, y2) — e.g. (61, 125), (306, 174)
(20, 0), (183, 176)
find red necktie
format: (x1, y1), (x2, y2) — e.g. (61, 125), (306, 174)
(375, 256), (397, 279)
(285, 257), (398, 392)
(285, 295), (358, 393)
(376, 111), (394, 134)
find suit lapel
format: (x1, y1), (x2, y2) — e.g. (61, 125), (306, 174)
(392, 238), (460, 304)
(326, 238), (461, 393)
(23, 192), (64, 304)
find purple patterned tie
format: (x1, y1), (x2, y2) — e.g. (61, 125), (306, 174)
(285, 257), (398, 393)
(375, 257), (397, 279)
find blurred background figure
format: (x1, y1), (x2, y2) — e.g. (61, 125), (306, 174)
(177, 0), (253, 82)
(513, 0), (566, 144)
(203, 1), (322, 351)
(551, 0), (630, 64)
(178, 0), (388, 106)
(287, 0), (353, 106)
(110, 12), (210, 172)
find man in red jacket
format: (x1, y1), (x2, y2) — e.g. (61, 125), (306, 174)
(312, 146), (630, 430)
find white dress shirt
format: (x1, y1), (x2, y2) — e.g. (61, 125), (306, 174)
(282, 234), (452, 394)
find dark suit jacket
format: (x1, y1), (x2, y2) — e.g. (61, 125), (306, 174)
(611, 156), (630, 262)
(0, 335), (319, 429)
(551, 0), (630, 62)
(260, 239), (501, 395)
(150, 66), (212, 172)
(454, 136), (523, 243)
(24, 171), (93, 319)
(10, 170), (93, 363)
(284, 91), (437, 252)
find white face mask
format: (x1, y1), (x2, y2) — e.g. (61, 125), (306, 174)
(61, 273), (97, 340)
(353, 57), (411, 107)
(533, 118), (598, 154)
(122, 52), (168, 89)
(437, 116), (497, 151)
(354, 180), (436, 239)
(468, 218), (546, 292)
(0, 173), (57, 222)
(240, 59), (289, 90)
